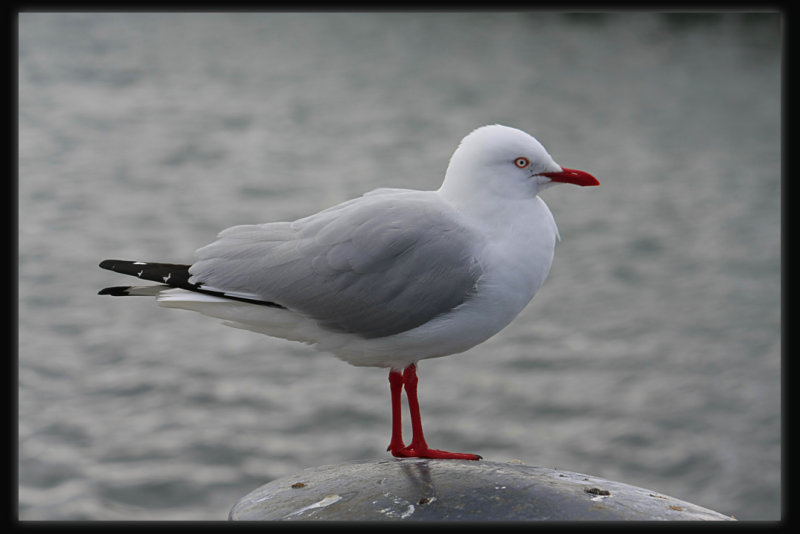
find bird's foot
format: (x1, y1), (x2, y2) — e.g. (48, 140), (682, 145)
(389, 444), (481, 460)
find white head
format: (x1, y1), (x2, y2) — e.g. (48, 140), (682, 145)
(438, 124), (598, 203)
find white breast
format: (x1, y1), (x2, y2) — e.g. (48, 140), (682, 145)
(325, 194), (559, 368)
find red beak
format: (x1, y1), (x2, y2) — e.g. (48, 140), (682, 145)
(541, 167), (599, 187)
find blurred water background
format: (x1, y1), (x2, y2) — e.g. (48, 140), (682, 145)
(18, 12), (781, 520)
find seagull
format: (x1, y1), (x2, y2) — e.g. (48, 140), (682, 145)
(99, 124), (599, 460)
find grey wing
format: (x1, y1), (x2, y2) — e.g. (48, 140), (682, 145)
(188, 193), (484, 338)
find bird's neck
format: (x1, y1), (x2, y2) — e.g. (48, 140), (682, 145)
(438, 173), (544, 232)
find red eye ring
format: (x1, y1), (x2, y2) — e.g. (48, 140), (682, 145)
(514, 157), (530, 169)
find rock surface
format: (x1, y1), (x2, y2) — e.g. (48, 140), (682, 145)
(229, 459), (735, 521)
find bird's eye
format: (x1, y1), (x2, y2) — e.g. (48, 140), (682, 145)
(514, 157), (530, 169)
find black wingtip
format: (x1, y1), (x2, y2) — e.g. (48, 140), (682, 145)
(98, 286), (132, 296)
(99, 259), (123, 271)
(98, 261), (287, 309)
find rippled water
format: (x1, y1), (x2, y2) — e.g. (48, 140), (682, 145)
(19, 12), (780, 520)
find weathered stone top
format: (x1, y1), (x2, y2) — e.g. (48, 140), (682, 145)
(229, 458), (734, 521)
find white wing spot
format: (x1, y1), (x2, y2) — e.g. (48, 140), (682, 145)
(163, 273), (171, 283)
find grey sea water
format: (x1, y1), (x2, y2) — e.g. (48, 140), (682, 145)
(18, 12), (781, 520)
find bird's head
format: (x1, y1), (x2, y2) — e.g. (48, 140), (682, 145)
(439, 124), (598, 202)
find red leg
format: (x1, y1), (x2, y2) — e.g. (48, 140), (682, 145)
(387, 369), (407, 455)
(390, 363), (481, 460)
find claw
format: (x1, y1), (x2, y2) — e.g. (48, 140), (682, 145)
(389, 444), (481, 460)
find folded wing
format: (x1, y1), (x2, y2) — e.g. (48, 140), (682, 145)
(189, 191), (484, 339)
